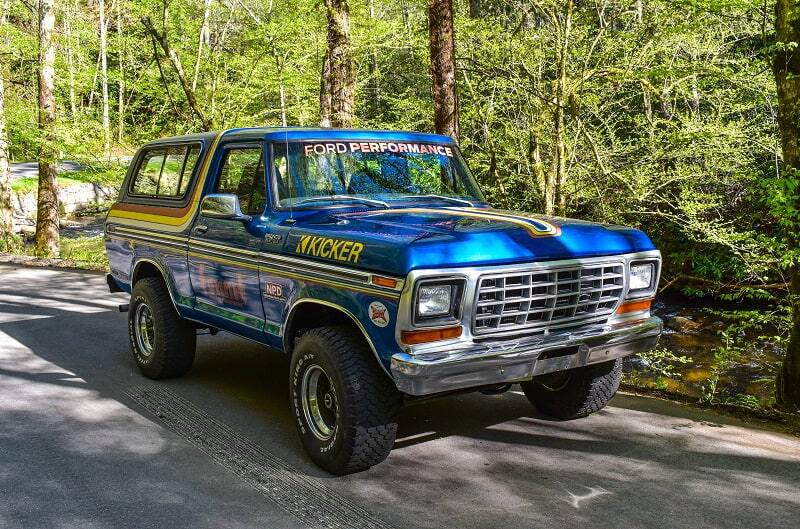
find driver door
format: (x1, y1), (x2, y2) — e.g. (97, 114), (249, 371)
(188, 143), (267, 337)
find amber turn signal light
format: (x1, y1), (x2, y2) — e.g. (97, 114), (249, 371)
(401, 326), (462, 345)
(371, 275), (398, 288)
(616, 298), (652, 314)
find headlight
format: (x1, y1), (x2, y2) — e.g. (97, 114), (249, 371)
(628, 261), (657, 298)
(414, 279), (465, 325)
(418, 284), (452, 316)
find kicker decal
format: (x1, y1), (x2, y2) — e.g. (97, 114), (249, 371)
(295, 235), (365, 263)
(368, 301), (390, 328)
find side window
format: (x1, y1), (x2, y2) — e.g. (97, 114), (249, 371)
(216, 147), (266, 215)
(130, 144), (200, 199)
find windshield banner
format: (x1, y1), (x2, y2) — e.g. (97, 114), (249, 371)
(302, 141), (454, 158)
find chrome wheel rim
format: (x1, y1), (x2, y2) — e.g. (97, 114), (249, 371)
(537, 371), (571, 392)
(134, 303), (155, 357)
(301, 364), (337, 441)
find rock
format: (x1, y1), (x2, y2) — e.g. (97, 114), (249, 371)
(666, 316), (702, 333)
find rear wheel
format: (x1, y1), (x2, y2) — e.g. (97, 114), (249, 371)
(520, 359), (622, 419)
(129, 277), (196, 379)
(290, 326), (402, 475)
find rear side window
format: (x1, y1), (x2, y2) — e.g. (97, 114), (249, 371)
(130, 144), (201, 198)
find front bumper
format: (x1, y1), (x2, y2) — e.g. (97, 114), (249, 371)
(390, 316), (662, 396)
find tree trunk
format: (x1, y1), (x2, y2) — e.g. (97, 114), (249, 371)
(427, 0), (459, 140)
(0, 0), (12, 249)
(117, 0), (124, 143)
(64, 3), (78, 123)
(774, 0), (800, 410)
(99, 0), (111, 156)
(469, 0), (480, 19)
(192, 0), (212, 92)
(35, 0), (60, 258)
(552, 0), (573, 216)
(320, 0), (354, 128)
(366, 0), (380, 118)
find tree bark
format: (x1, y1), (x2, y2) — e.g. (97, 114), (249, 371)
(192, 0), (212, 92)
(142, 15), (213, 131)
(320, 0), (354, 128)
(35, 0), (60, 258)
(64, 3), (78, 123)
(774, 0), (800, 410)
(99, 0), (111, 156)
(469, 0), (480, 19)
(0, 0), (12, 248)
(427, 0), (459, 140)
(552, 0), (573, 216)
(117, 0), (124, 143)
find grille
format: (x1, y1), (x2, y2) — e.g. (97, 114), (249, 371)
(472, 262), (625, 335)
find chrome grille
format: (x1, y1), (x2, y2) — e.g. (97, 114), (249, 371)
(472, 262), (625, 335)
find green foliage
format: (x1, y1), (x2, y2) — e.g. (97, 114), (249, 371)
(60, 235), (108, 269)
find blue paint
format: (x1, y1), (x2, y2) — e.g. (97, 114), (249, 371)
(105, 128), (659, 372)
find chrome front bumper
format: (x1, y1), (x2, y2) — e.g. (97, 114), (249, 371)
(390, 316), (662, 396)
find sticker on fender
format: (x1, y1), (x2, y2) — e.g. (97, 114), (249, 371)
(368, 301), (390, 328)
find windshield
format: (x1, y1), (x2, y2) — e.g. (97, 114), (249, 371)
(271, 140), (485, 207)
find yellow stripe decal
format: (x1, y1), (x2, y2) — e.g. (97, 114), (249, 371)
(370, 207), (561, 237)
(107, 132), (225, 230)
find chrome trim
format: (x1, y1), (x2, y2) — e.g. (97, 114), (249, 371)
(395, 250), (661, 355)
(471, 260), (625, 336)
(284, 299), (392, 377)
(390, 315), (662, 396)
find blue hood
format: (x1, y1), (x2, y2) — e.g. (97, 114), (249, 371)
(284, 206), (656, 276)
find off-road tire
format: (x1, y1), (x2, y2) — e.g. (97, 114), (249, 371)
(128, 277), (196, 379)
(290, 326), (402, 475)
(521, 359), (622, 419)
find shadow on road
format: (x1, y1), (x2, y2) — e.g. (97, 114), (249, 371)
(2, 265), (799, 529)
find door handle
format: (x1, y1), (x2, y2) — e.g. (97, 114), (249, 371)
(194, 224), (208, 234)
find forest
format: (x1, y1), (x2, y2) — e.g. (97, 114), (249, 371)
(0, 0), (799, 415)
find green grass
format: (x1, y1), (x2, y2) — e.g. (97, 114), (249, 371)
(3, 234), (109, 271)
(60, 235), (108, 270)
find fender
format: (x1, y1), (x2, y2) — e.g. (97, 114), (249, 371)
(283, 298), (393, 377)
(130, 257), (188, 317)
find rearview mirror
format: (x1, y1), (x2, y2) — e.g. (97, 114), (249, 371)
(200, 194), (252, 222)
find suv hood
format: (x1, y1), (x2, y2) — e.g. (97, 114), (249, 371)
(285, 206), (656, 276)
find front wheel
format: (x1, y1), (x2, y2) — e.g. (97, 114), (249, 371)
(520, 359), (622, 419)
(290, 326), (402, 475)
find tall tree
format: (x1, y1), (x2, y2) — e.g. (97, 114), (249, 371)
(0, 0), (12, 249)
(142, 8), (213, 130)
(99, 0), (111, 155)
(35, 0), (60, 257)
(774, 0), (800, 410)
(319, 0), (354, 128)
(427, 0), (459, 140)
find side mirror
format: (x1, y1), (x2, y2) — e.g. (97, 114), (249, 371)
(200, 194), (252, 222)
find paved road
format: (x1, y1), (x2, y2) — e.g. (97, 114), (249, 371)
(8, 161), (84, 180)
(1, 264), (798, 529)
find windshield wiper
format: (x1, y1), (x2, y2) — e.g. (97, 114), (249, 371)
(292, 195), (390, 209)
(397, 194), (474, 207)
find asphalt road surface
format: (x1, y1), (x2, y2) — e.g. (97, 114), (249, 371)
(1, 264), (798, 529)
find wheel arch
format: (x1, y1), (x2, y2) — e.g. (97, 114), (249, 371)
(284, 299), (392, 377)
(130, 258), (182, 314)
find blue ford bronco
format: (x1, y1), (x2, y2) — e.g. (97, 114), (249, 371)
(104, 127), (662, 474)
